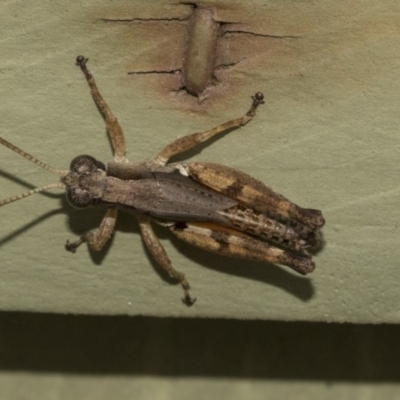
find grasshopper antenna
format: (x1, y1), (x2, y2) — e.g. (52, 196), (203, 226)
(0, 135), (68, 206)
(0, 136), (69, 176)
(0, 183), (66, 207)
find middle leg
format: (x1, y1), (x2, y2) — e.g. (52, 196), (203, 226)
(138, 217), (195, 305)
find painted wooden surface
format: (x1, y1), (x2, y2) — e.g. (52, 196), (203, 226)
(0, 0), (399, 323)
(1, 1), (400, 399)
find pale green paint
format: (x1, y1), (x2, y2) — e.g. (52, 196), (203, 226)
(0, 0), (399, 323)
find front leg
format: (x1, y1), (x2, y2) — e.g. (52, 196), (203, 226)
(76, 56), (127, 163)
(66, 209), (118, 252)
(154, 93), (264, 166)
(138, 217), (195, 305)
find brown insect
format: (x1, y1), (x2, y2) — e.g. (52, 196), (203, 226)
(0, 56), (325, 305)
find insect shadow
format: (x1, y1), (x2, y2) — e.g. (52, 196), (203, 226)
(168, 230), (316, 301)
(0, 168), (64, 246)
(0, 128), (318, 303)
(65, 192), (315, 301)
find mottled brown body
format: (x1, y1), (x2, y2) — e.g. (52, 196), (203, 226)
(0, 56), (325, 305)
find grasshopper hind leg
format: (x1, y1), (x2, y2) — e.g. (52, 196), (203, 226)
(171, 222), (315, 275)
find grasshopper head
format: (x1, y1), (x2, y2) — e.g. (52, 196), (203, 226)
(62, 155), (107, 208)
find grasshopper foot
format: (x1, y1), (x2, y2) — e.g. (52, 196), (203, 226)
(182, 294), (197, 306)
(65, 237), (86, 253)
(247, 92), (265, 117)
(75, 55), (91, 79)
(181, 285), (196, 306)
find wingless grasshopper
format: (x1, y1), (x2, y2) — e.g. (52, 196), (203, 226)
(0, 56), (325, 305)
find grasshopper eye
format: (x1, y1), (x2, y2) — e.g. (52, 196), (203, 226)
(70, 155), (105, 174)
(66, 187), (94, 208)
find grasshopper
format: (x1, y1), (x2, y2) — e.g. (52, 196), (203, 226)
(0, 56), (325, 305)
